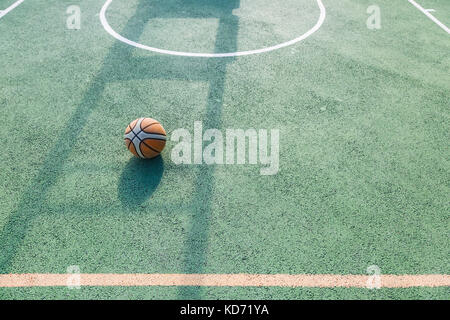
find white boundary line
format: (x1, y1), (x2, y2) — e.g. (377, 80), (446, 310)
(1, 273), (449, 288)
(408, 0), (450, 34)
(100, 0), (326, 58)
(0, 0), (25, 20)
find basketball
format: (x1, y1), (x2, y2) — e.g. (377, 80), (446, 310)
(124, 118), (167, 159)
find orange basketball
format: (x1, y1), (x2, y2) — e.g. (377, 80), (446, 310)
(124, 118), (166, 159)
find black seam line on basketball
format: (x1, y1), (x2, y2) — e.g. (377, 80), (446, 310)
(141, 140), (162, 154)
(145, 137), (167, 141)
(133, 134), (160, 155)
(130, 121), (138, 131)
(125, 139), (132, 151)
(125, 139), (141, 158)
(127, 130), (165, 143)
(133, 131), (167, 141)
(128, 137), (143, 158)
(145, 131), (167, 137)
(130, 135), (138, 142)
(134, 128), (166, 137)
(143, 130), (167, 136)
(129, 131), (139, 142)
(134, 133), (166, 142)
(126, 140), (142, 158)
(141, 122), (160, 131)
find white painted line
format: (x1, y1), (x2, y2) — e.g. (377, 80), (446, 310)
(408, 0), (450, 34)
(100, 0), (326, 58)
(1, 273), (449, 288)
(0, 0), (25, 20)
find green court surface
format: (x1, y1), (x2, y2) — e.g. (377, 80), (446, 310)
(0, 0), (449, 299)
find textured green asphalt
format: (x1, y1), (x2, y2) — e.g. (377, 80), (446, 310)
(0, 0), (448, 299)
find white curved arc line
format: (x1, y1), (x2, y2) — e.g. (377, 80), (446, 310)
(100, 0), (326, 58)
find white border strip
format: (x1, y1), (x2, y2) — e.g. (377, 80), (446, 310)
(408, 0), (450, 34)
(0, 0), (25, 20)
(1, 273), (449, 288)
(100, 0), (326, 58)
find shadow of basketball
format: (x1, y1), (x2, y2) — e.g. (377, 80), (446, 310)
(118, 156), (164, 209)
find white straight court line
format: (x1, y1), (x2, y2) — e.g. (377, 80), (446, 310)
(0, 0), (25, 20)
(408, 0), (450, 34)
(1, 273), (449, 288)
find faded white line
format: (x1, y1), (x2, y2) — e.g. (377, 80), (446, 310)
(1, 273), (449, 288)
(100, 0), (326, 58)
(0, 0), (25, 20)
(408, 0), (450, 34)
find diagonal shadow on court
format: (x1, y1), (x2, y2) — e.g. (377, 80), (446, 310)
(0, 0), (239, 299)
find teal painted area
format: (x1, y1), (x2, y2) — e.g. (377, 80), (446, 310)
(1, 286), (449, 300)
(0, 0), (448, 299)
